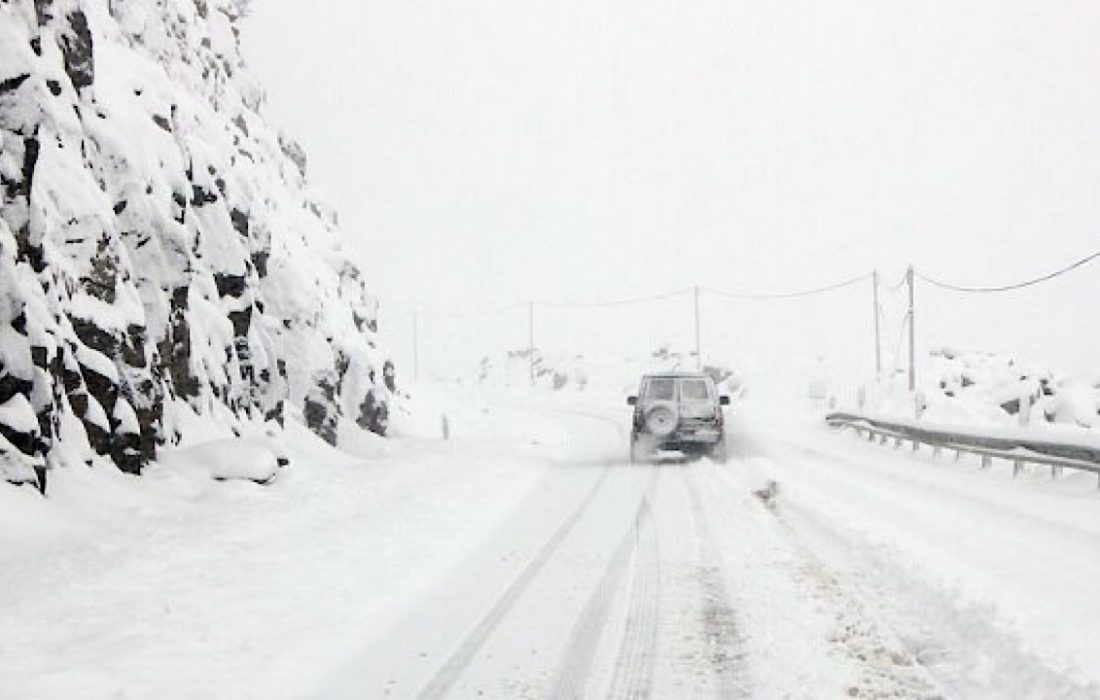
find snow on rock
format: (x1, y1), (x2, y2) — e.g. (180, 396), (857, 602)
(0, 0), (391, 491)
(0, 392), (41, 483)
(863, 347), (1100, 437)
(0, 392), (38, 435)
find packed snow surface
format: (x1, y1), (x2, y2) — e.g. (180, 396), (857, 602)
(3, 384), (1100, 699)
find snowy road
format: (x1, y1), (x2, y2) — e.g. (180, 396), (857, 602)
(4, 392), (1100, 699)
(321, 398), (1100, 699)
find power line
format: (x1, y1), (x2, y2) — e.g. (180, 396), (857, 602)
(917, 245), (1100, 293)
(381, 274), (873, 324)
(381, 287), (695, 318)
(702, 273), (872, 301)
(431, 302), (529, 319)
(535, 286), (693, 309)
(380, 244), (1099, 318)
(380, 270), (891, 318)
(379, 301), (527, 320)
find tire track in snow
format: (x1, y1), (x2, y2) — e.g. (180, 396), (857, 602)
(606, 474), (661, 700)
(685, 468), (748, 699)
(723, 451), (1100, 699)
(779, 439), (1100, 567)
(549, 467), (661, 699)
(416, 466), (614, 700)
(704, 460), (943, 699)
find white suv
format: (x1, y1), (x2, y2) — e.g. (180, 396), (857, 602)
(627, 372), (730, 462)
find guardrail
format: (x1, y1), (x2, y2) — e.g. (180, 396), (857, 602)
(825, 412), (1100, 488)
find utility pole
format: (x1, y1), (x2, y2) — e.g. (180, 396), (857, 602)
(412, 311), (420, 382)
(693, 286), (702, 370)
(872, 270), (882, 378)
(528, 301), (535, 386)
(906, 265), (916, 392)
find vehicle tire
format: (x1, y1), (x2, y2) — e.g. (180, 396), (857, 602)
(629, 433), (643, 464)
(709, 435), (728, 463)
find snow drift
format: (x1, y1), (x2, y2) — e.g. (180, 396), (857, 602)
(0, 0), (390, 490)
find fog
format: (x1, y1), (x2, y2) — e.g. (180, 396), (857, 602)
(242, 0), (1100, 388)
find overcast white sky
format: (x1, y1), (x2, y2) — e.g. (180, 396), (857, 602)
(243, 0), (1100, 383)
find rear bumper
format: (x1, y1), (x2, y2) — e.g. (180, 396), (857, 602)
(633, 427), (722, 450)
(661, 432), (722, 449)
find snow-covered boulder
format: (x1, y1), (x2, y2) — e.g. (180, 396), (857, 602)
(865, 348), (1100, 436)
(160, 433), (286, 485)
(0, 0), (391, 490)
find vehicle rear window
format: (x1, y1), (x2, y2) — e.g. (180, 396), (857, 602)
(681, 378), (710, 400)
(645, 378), (676, 400)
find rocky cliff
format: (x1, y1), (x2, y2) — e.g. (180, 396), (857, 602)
(0, 0), (389, 491)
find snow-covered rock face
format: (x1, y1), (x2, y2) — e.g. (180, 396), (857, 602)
(0, 0), (388, 484)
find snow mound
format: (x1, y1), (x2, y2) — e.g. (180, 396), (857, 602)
(161, 435), (285, 485)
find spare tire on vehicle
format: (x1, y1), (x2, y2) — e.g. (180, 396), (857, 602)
(644, 405), (678, 437)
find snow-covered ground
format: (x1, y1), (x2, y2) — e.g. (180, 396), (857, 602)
(3, 385), (1100, 698)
